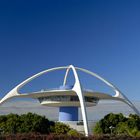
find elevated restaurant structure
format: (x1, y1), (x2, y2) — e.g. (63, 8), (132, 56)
(0, 65), (139, 136)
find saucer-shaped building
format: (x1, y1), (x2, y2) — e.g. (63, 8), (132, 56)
(0, 65), (139, 136)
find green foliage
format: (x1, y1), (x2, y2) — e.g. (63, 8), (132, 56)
(0, 113), (55, 134)
(93, 113), (140, 137)
(0, 114), (20, 134)
(0, 113), (76, 135)
(115, 122), (130, 135)
(127, 114), (140, 130)
(52, 122), (70, 135)
(94, 113), (126, 134)
(93, 122), (103, 134)
(67, 129), (80, 136)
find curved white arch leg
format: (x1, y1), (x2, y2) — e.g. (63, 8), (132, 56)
(115, 90), (140, 116)
(63, 67), (70, 86)
(0, 88), (19, 104)
(75, 67), (140, 116)
(68, 65), (89, 136)
(0, 66), (69, 104)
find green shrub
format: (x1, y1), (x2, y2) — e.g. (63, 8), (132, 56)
(53, 122), (70, 135)
(93, 122), (103, 134)
(67, 129), (80, 136)
(136, 131), (140, 137)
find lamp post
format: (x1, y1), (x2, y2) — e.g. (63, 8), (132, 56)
(109, 126), (114, 135)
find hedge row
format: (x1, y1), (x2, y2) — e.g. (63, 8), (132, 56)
(0, 134), (140, 140)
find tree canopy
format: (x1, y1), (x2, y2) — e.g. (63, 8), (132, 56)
(93, 113), (140, 137)
(0, 113), (79, 136)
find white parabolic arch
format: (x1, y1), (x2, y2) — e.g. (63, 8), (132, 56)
(0, 65), (140, 136)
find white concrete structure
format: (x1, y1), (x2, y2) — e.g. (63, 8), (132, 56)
(0, 65), (139, 136)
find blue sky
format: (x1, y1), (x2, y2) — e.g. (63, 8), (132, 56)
(0, 0), (140, 101)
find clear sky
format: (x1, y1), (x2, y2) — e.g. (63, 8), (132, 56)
(0, 0), (140, 101)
